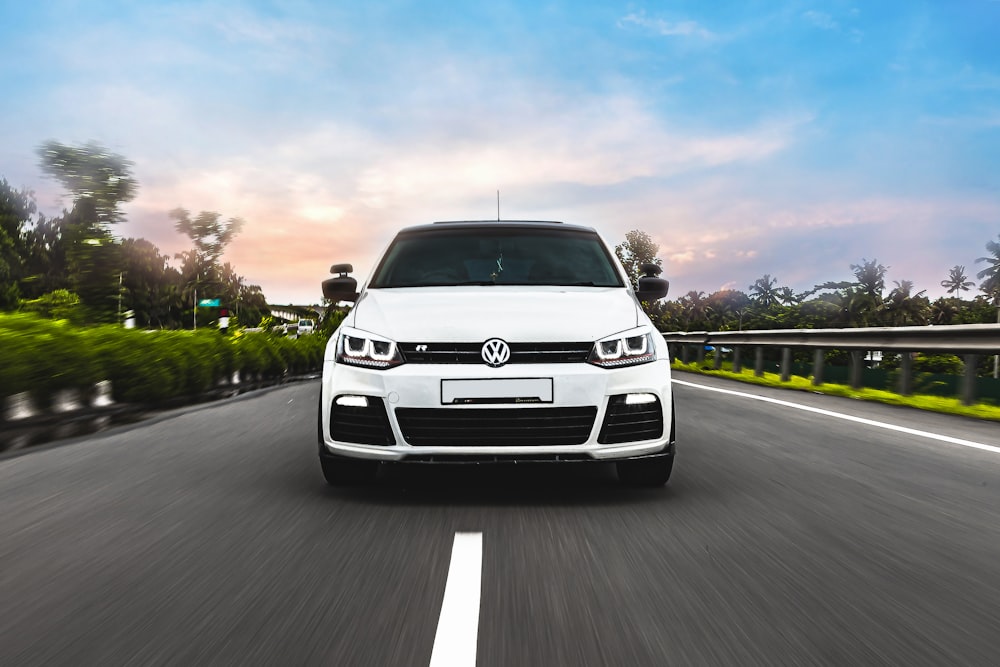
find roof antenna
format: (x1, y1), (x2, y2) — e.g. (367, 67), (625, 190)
(497, 189), (500, 221)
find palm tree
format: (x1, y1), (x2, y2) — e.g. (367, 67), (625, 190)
(883, 280), (928, 326)
(930, 297), (961, 325)
(678, 290), (708, 330)
(976, 235), (1000, 303)
(976, 235), (1000, 378)
(776, 286), (800, 306)
(748, 274), (780, 308)
(851, 258), (887, 301)
(941, 265), (974, 296)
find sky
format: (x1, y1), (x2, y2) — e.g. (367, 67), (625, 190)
(1, 0), (999, 305)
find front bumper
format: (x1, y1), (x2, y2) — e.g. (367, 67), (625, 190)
(319, 358), (674, 462)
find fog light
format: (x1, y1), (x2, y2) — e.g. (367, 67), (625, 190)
(625, 393), (657, 405)
(335, 395), (369, 408)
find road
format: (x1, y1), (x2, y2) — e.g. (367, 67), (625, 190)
(2, 375), (1000, 666)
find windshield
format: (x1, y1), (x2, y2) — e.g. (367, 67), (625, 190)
(369, 227), (625, 288)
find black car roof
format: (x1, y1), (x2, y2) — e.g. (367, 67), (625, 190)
(397, 220), (597, 234)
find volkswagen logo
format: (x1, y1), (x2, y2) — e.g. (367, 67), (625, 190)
(481, 338), (511, 367)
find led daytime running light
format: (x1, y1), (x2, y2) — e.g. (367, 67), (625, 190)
(589, 331), (657, 368)
(337, 329), (404, 370)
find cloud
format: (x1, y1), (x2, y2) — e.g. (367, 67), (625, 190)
(618, 12), (716, 40)
(802, 10), (839, 31)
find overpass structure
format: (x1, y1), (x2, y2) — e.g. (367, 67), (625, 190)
(268, 304), (326, 323)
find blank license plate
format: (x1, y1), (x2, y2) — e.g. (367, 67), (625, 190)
(441, 378), (553, 405)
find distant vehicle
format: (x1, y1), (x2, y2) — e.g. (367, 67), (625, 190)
(298, 319), (316, 335)
(317, 220), (675, 486)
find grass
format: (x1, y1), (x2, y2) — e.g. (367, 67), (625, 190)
(671, 360), (1000, 422)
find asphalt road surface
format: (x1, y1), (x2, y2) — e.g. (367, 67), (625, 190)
(2, 374), (1000, 666)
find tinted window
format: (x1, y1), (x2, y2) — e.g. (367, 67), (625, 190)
(369, 227), (624, 288)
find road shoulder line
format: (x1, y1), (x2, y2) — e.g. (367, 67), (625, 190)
(672, 378), (1000, 455)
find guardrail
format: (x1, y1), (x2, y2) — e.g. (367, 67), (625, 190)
(1, 372), (319, 454)
(661, 324), (1000, 406)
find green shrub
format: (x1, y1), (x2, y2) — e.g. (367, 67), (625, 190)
(2, 313), (323, 405)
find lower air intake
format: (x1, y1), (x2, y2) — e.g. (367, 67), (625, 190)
(330, 396), (395, 446)
(597, 395), (663, 444)
(395, 406), (597, 446)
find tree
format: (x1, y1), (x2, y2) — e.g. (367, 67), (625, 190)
(677, 290), (708, 330)
(36, 140), (138, 322)
(121, 238), (185, 328)
(975, 234), (1000, 378)
(941, 265), (974, 297)
(930, 297), (961, 325)
(851, 258), (888, 301)
(976, 234), (1000, 305)
(748, 274), (780, 308)
(37, 140), (137, 227)
(705, 290), (751, 330)
(170, 208), (245, 269)
(614, 230), (662, 291)
(0, 179), (36, 309)
(883, 280), (929, 326)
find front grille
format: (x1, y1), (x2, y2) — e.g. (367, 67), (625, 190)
(330, 396), (395, 446)
(398, 342), (591, 364)
(395, 406), (597, 446)
(597, 395), (663, 444)
(401, 453), (593, 463)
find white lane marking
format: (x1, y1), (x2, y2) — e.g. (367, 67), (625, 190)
(430, 532), (483, 667)
(672, 378), (1000, 455)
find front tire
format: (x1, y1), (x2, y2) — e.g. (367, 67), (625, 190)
(616, 455), (673, 486)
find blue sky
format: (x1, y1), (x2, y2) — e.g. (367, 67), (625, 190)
(2, 0), (999, 304)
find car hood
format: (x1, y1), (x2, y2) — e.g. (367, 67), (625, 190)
(349, 286), (643, 342)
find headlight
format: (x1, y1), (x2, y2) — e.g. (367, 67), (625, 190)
(335, 327), (404, 370)
(588, 328), (657, 368)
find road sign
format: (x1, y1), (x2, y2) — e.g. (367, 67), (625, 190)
(198, 299), (221, 307)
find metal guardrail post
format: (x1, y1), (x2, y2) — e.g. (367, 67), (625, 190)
(714, 347), (723, 370)
(681, 344), (690, 364)
(732, 346), (742, 373)
(849, 351), (864, 389)
(812, 349), (824, 386)
(899, 353), (913, 396)
(963, 355), (979, 406)
(696, 344), (705, 364)
(780, 347), (792, 382)
(754, 347), (764, 377)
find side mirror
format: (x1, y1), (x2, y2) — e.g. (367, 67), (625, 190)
(323, 263), (358, 302)
(639, 262), (662, 277)
(636, 275), (669, 302)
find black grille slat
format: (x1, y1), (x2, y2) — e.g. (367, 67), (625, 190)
(597, 395), (663, 444)
(396, 407), (596, 446)
(330, 397), (395, 446)
(399, 342), (591, 364)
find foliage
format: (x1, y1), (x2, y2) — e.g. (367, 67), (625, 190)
(912, 353), (964, 374)
(37, 140), (137, 226)
(19, 289), (84, 322)
(0, 179), (37, 309)
(319, 308), (348, 339)
(614, 229), (662, 292)
(748, 274), (780, 308)
(170, 208), (245, 268)
(941, 265), (974, 296)
(0, 313), (323, 405)
(976, 235), (1000, 308)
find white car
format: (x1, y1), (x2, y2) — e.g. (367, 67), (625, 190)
(318, 220), (675, 485)
(297, 319), (316, 335)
